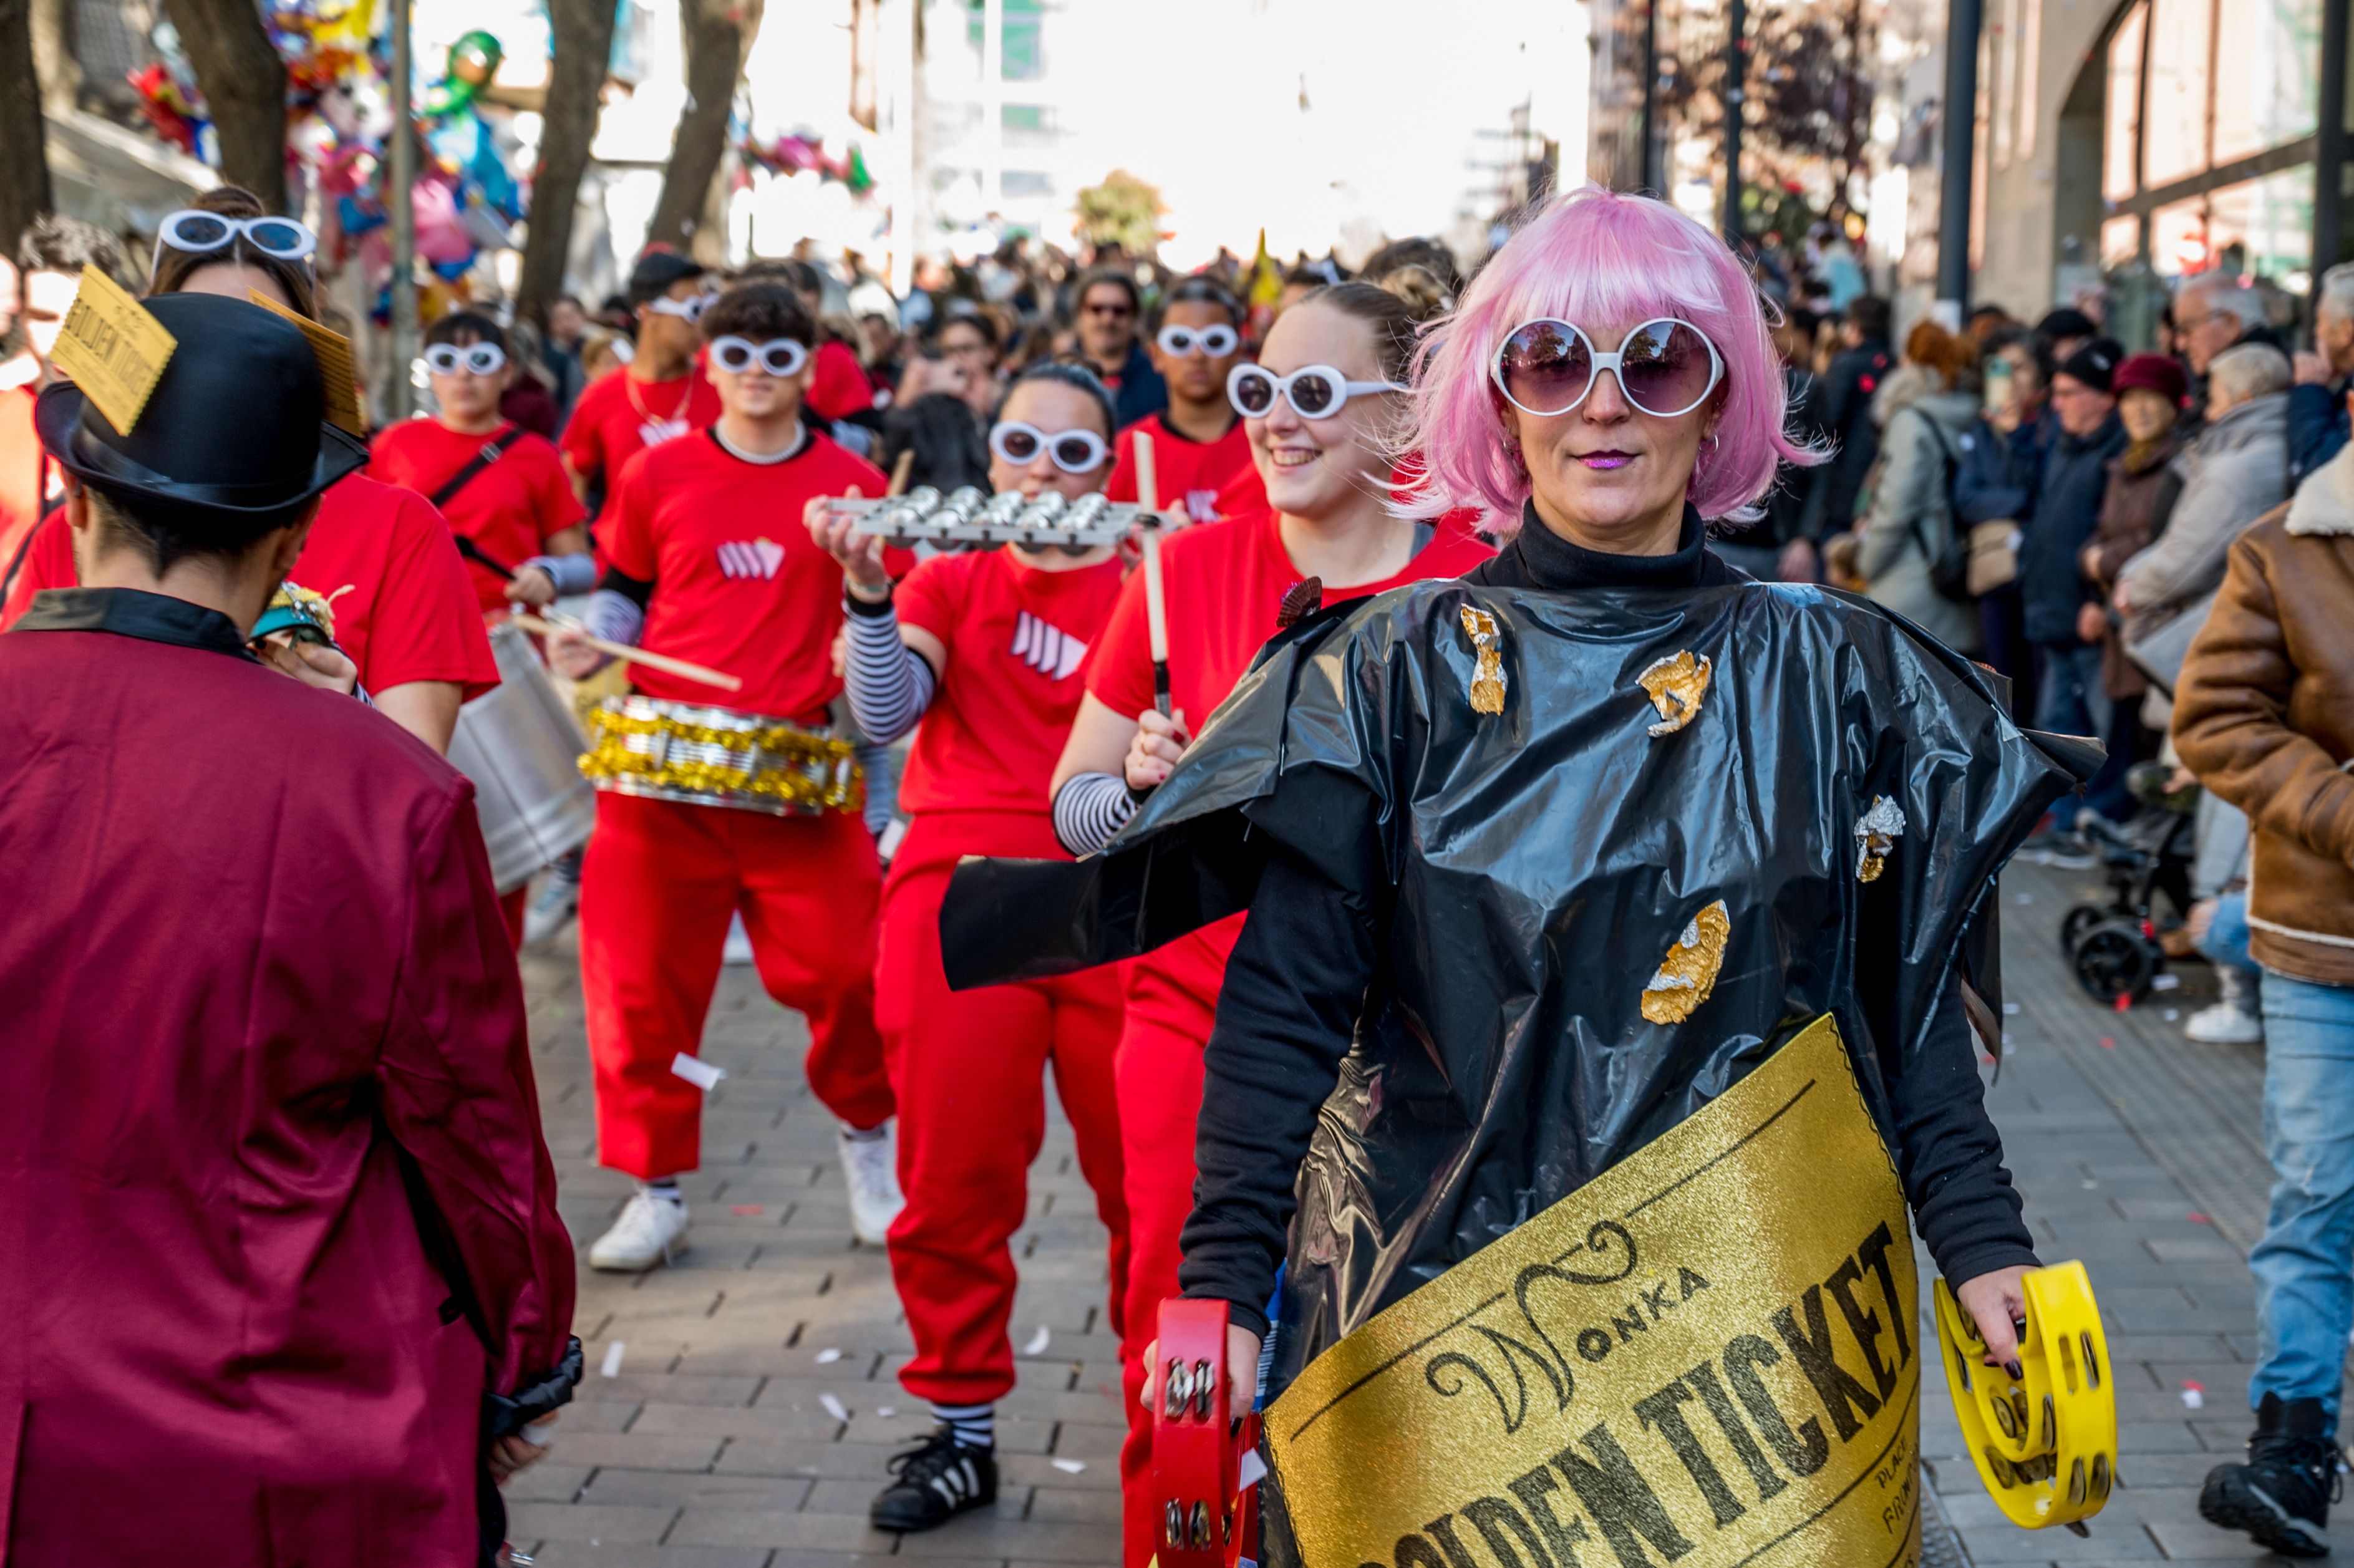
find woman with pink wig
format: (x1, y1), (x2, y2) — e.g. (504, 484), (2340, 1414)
(939, 189), (2096, 1562)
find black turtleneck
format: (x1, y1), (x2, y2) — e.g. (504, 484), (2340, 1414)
(1466, 500), (1749, 593)
(1178, 503), (2034, 1340)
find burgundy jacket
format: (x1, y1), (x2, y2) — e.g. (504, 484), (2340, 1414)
(0, 589), (575, 1566)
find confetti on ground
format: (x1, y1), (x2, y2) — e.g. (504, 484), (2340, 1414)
(1022, 1326), (1051, 1355)
(877, 1406), (896, 1418)
(2016, 893), (2034, 904)
(669, 1052), (725, 1091)
(2182, 1380), (2206, 1409)
(2189, 1212), (2211, 1224)
(729, 1203), (763, 1216)
(2081, 1179), (2100, 1189)
(815, 1348), (843, 1364)
(820, 1393), (850, 1421)
(2002, 1001), (2022, 1015)
(600, 1342), (624, 1378)
(2002, 1043), (2017, 1056)
(1051, 1458), (1088, 1474)
(2151, 973), (2181, 990)
(2098, 1036), (2117, 1050)
(2164, 1009), (2180, 1022)
(2113, 993), (2133, 1013)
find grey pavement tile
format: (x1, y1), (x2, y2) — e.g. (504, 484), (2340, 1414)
(505, 1502), (680, 1546)
(523, 1546), (773, 1568)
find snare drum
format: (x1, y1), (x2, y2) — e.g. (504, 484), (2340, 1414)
(579, 694), (863, 816)
(447, 620), (599, 893)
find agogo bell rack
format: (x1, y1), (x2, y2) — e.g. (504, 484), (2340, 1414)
(825, 486), (1145, 553)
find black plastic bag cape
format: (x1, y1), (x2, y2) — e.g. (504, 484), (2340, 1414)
(944, 578), (2089, 1487)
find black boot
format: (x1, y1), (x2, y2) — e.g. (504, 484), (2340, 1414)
(869, 1426), (997, 1532)
(2200, 1392), (2342, 1557)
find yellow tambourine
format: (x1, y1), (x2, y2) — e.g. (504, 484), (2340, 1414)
(1932, 1261), (2117, 1530)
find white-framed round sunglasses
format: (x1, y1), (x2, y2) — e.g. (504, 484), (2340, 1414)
(990, 421), (1110, 473)
(709, 336), (810, 377)
(424, 342), (507, 376)
(1227, 362), (1405, 421)
(646, 292), (713, 322)
(152, 208), (317, 269)
(1158, 323), (1240, 359)
(1490, 317), (1725, 419)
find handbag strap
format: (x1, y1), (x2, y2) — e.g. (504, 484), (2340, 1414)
(1902, 408), (1960, 556)
(429, 424), (528, 511)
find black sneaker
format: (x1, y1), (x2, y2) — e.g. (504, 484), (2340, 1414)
(2199, 1393), (2342, 1557)
(869, 1426), (997, 1532)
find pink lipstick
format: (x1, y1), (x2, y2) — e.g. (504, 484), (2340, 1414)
(1578, 450), (1635, 470)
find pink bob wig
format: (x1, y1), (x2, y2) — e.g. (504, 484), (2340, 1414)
(1398, 185), (1823, 530)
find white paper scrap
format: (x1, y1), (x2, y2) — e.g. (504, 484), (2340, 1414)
(1022, 1327), (1051, 1356)
(2164, 1009), (2180, 1022)
(820, 1393), (850, 1421)
(815, 1347), (843, 1364)
(2151, 973), (2181, 991)
(1238, 1450), (1269, 1491)
(670, 1052), (725, 1091)
(1051, 1458), (1088, 1474)
(599, 1342), (624, 1378)
(2182, 1387), (2205, 1409)
(2002, 1002), (2021, 1015)
(877, 1406), (897, 1418)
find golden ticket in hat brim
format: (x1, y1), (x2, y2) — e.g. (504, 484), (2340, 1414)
(1265, 1014), (1924, 1568)
(48, 265), (175, 438)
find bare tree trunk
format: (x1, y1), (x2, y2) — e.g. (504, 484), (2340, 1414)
(0, 0), (49, 243)
(160, 0), (287, 210)
(28, 0), (76, 116)
(516, 0), (616, 326)
(644, 0), (761, 257)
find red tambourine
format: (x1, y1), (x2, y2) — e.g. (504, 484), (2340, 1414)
(1151, 1297), (1261, 1568)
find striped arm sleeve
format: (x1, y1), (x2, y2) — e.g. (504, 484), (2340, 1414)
(842, 599), (936, 745)
(1052, 771), (1138, 858)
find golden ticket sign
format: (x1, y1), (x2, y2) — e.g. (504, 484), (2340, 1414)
(1266, 1015), (1924, 1568)
(49, 265), (176, 436)
(249, 288), (367, 437)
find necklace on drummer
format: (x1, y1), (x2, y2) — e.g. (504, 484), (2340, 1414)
(627, 370), (694, 447)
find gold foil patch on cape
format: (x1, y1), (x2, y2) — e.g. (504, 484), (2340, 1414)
(1856, 795), (1907, 883)
(1637, 650), (1712, 735)
(1460, 605), (1506, 715)
(1264, 1015), (1922, 1568)
(1640, 898), (1730, 1024)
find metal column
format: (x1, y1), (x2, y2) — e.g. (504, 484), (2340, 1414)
(1935, 0), (1982, 312)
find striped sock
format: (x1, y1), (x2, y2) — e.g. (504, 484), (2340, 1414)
(932, 1401), (995, 1450)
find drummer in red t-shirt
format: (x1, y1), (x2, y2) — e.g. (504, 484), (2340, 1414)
(559, 249), (723, 511)
(545, 282), (901, 1273)
(371, 313), (592, 615)
(0, 190), (496, 751)
(1105, 277), (1263, 525)
(809, 362), (1130, 1534)
(1047, 283), (1493, 1567)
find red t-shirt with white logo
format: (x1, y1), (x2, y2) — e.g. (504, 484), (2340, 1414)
(893, 548), (1124, 826)
(561, 367), (724, 494)
(1105, 412), (1263, 526)
(0, 474), (498, 699)
(603, 427), (886, 722)
(369, 420), (586, 612)
(806, 339), (876, 425)
(1088, 506), (1495, 1012)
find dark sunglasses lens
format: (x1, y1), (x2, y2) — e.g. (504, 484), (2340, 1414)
(1052, 436), (1099, 470)
(249, 220), (307, 255)
(999, 428), (1041, 462)
(171, 215), (231, 249)
(1289, 372), (1339, 417)
(1500, 322), (1592, 414)
(714, 342), (749, 371)
(1233, 373), (1274, 415)
(1203, 328), (1237, 356)
(1619, 322), (1714, 413)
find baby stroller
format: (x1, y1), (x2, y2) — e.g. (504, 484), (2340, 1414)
(2059, 762), (2199, 1004)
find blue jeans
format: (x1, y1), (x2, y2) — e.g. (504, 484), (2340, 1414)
(2250, 969), (2354, 1421)
(2031, 642), (2113, 825)
(2196, 891), (2264, 980)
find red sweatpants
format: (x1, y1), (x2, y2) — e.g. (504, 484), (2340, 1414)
(877, 813), (1130, 1406)
(1115, 917), (1244, 1568)
(579, 791), (892, 1179)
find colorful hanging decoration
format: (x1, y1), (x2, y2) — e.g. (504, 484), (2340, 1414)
(737, 130), (876, 195)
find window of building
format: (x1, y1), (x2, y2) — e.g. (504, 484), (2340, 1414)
(2214, 0), (2321, 163)
(1002, 170), (1053, 200)
(2101, 2), (2144, 202)
(2141, 0), (2211, 187)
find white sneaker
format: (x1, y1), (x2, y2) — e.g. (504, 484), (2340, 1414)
(521, 862), (580, 946)
(588, 1191), (692, 1272)
(2186, 1001), (2264, 1045)
(838, 1124), (905, 1246)
(723, 912), (755, 965)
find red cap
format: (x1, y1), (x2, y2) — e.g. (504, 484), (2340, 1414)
(2112, 352), (2189, 405)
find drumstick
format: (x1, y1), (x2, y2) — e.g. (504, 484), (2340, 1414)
(455, 534), (518, 579)
(888, 448), (916, 497)
(1135, 431), (1171, 717)
(509, 612), (745, 693)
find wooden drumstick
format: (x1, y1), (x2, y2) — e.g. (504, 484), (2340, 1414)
(510, 612), (745, 693)
(1135, 431), (1171, 717)
(888, 448), (916, 498)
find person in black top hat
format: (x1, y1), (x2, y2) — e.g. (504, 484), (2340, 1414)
(1, 289), (579, 1567)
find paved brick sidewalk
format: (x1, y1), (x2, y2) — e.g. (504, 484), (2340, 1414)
(508, 850), (2301, 1566)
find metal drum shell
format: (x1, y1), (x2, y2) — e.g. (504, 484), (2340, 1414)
(447, 620), (598, 894)
(581, 694), (861, 816)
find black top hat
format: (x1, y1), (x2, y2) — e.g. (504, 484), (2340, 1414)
(34, 292), (367, 527)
